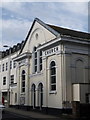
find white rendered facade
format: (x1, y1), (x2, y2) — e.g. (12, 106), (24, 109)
(0, 18), (90, 110)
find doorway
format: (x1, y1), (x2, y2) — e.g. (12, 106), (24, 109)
(38, 83), (43, 109)
(31, 84), (36, 109)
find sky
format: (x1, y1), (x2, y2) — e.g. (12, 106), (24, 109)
(0, 0), (89, 51)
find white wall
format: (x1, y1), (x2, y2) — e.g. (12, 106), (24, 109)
(73, 84), (80, 101)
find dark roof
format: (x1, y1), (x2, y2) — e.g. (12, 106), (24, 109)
(48, 24), (90, 39)
(19, 18), (90, 54)
(1, 41), (23, 58)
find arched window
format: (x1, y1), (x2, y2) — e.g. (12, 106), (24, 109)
(32, 46), (42, 73)
(38, 83), (43, 108)
(31, 84), (36, 108)
(50, 61), (56, 91)
(34, 47), (37, 72)
(21, 70), (25, 92)
(40, 50), (42, 71)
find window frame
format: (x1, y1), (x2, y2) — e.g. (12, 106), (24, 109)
(2, 64), (4, 72)
(21, 70), (25, 93)
(3, 77), (6, 85)
(13, 61), (16, 68)
(35, 52), (37, 72)
(6, 62), (8, 71)
(50, 61), (56, 92)
(10, 61), (12, 69)
(10, 75), (14, 84)
(15, 93), (17, 103)
(40, 50), (42, 71)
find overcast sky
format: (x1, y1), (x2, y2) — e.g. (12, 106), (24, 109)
(0, 0), (89, 51)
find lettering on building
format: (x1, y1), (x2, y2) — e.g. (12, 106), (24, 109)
(43, 46), (60, 57)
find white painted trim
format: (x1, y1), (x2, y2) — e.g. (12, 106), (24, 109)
(49, 60), (57, 68)
(49, 91), (57, 94)
(62, 37), (90, 45)
(37, 38), (61, 50)
(29, 71), (43, 78)
(13, 52), (31, 61)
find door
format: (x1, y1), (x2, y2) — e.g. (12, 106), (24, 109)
(31, 84), (36, 109)
(38, 83), (43, 109)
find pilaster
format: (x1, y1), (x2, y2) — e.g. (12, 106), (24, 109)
(37, 50), (40, 73)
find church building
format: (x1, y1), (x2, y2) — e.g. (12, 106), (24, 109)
(0, 18), (90, 113)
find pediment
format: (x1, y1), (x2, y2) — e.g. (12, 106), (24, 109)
(20, 18), (60, 54)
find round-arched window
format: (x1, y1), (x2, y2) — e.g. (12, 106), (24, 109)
(21, 70), (25, 92)
(50, 61), (56, 91)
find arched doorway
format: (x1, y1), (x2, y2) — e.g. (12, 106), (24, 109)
(31, 84), (36, 109)
(38, 83), (43, 109)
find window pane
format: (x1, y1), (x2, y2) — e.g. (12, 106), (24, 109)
(2, 64), (4, 71)
(51, 68), (56, 75)
(22, 88), (25, 92)
(22, 70), (25, 74)
(35, 66), (37, 72)
(35, 59), (37, 65)
(13, 61), (16, 68)
(51, 61), (55, 67)
(32, 84), (35, 91)
(3, 77), (6, 85)
(40, 58), (42, 63)
(22, 70), (25, 92)
(51, 76), (56, 83)
(40, 65), (42, 71)
(34, 47), (36, 51)
(10, 61), (12, 69)
(6, 62), (8, 71)
(22, 75), (25, 80)
(35, 52), (37, 58)
(22, 82), (25, 87)
(51, 85), (56, 91)
(50, 61), (56, 91)
(15, 93), (17, 103)
(10, 75), (14, 84)
(40, 51), (42, 56)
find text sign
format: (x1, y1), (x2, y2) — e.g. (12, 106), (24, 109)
(43, 46), (60, 56)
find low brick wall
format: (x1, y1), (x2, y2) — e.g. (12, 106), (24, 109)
(72, 101), (90, 117)
(72, 101), (80, 117)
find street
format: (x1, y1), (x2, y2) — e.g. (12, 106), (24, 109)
(1, 110), (89, 120)
(1, 110), (73, 120)
(1, 111), (61, 120)
(2, 111), (35, 120)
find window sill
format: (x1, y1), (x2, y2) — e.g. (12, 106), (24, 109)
(20, 92), (25, 95)
(49, 91), (57, 94)
(30, 71), (43, 77)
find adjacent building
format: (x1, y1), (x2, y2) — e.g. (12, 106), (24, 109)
(0, 18), (90, 112)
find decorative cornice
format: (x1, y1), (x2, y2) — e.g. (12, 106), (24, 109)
(37, 37), (61, 50)
(13, 52), (31, 61)
(61, 36), (90, 45)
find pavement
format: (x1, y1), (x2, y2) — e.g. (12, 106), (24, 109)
(4, 107), (90, 120)
(5, 107), (73, 120)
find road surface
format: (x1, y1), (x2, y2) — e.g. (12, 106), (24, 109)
(2, 111), (35, 120)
